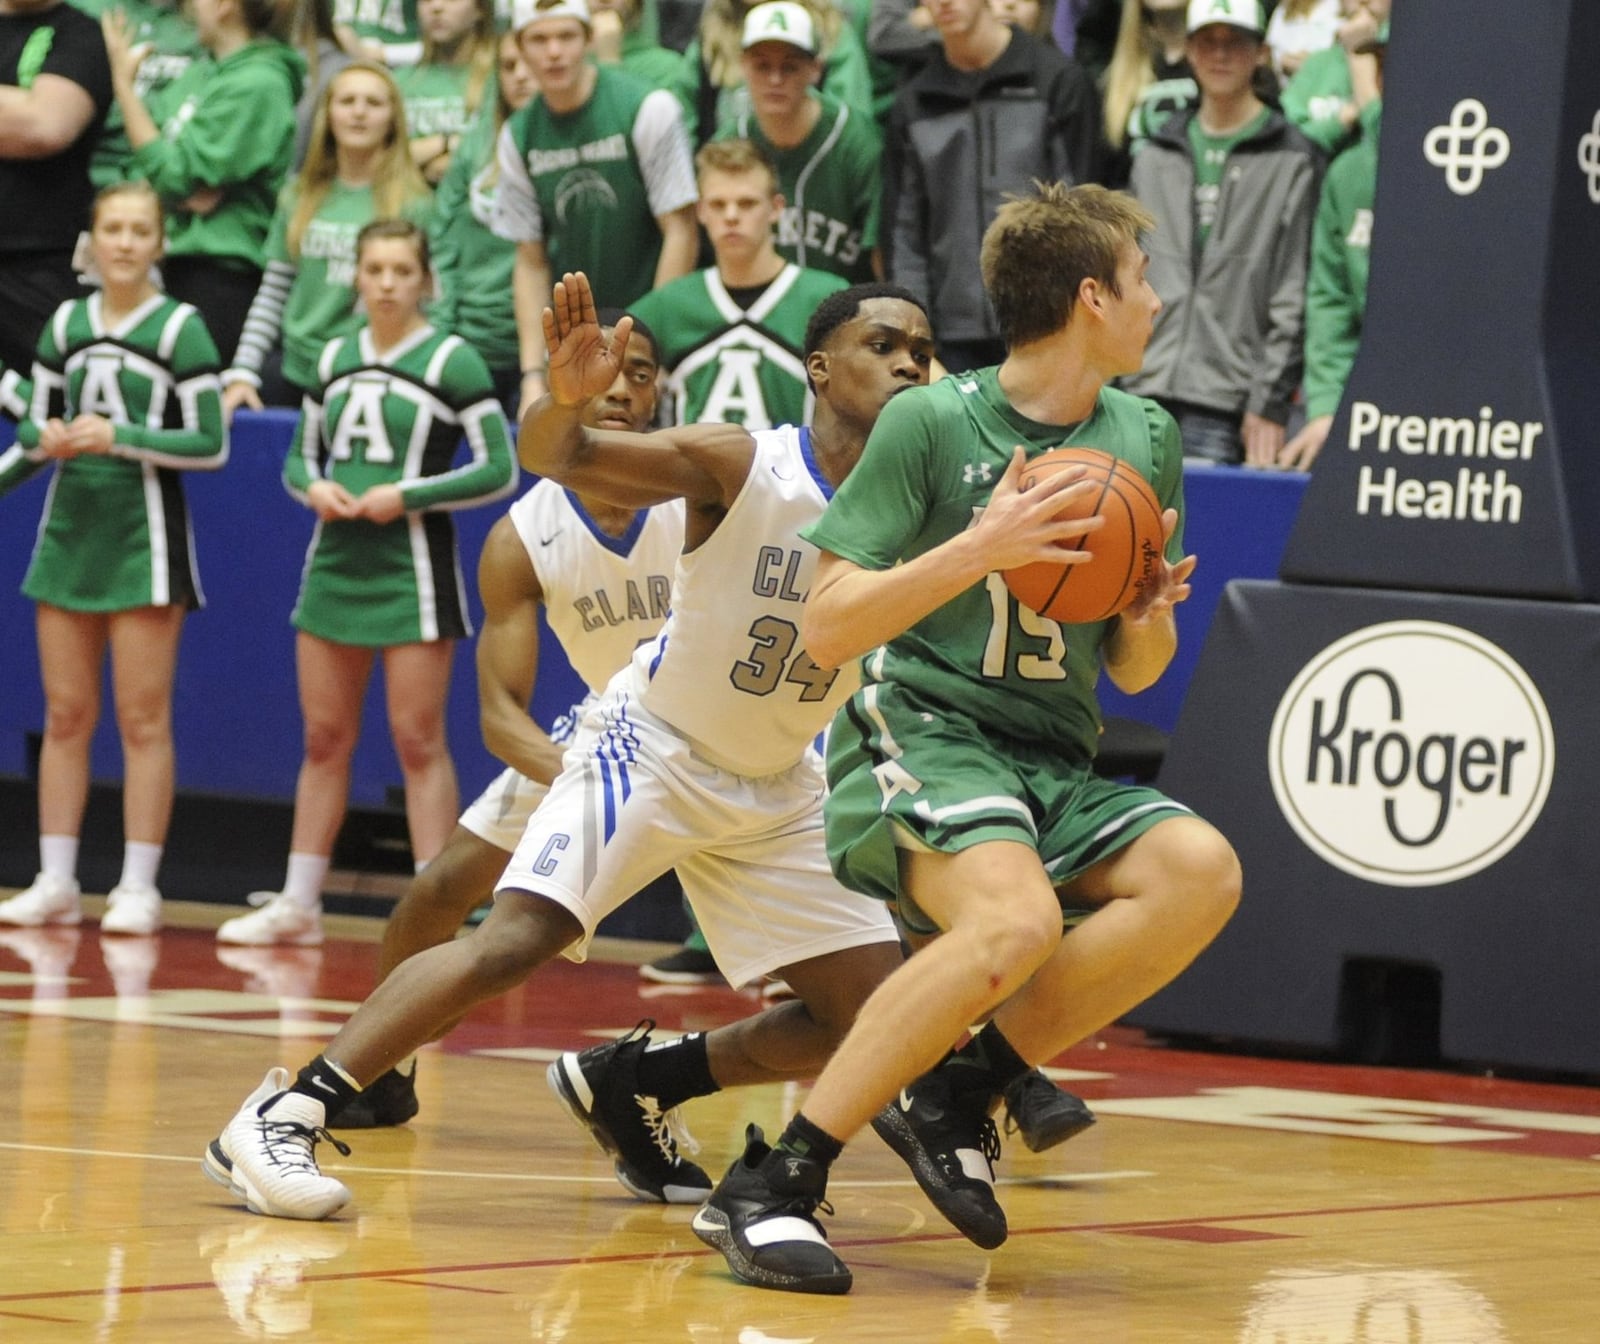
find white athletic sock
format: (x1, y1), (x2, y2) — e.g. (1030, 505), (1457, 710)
(281, 852), (330, 909)
(119, 840), (163, 891)
(39, 835), (79, 883)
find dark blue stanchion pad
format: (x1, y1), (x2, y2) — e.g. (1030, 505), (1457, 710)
(1132, 581), (1600, 1075)
(1281, 0), (1600, 599)
(1139, 0), (1600, 1075)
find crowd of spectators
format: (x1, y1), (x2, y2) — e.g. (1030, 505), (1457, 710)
(3, 0), (1389, 463)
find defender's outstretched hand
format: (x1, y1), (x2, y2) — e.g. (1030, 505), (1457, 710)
(541, 272), (636, 409)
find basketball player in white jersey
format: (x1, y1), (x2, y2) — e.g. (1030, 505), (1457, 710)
(203, 274), (1084, 1224)
(314, 314), (685, 1129)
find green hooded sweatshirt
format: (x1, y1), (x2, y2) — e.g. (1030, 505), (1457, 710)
(1280, 43), (1363, 157)
(131, 38), (305, 270)
(1304, 99), (1380, 420)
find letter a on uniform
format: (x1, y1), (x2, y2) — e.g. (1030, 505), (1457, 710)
(330, 377), (397, 463)
(78, 352), (131, 424)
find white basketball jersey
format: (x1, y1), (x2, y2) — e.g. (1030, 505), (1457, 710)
(509, 480), (685, 692)
(629, 426), (860, 776)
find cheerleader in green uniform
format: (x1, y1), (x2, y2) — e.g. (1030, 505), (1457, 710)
(0, 181), (226, 937)
(217, 219), (515, 947)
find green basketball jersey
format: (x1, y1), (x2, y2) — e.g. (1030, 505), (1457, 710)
(803, 368), (1184, 762)
(14, 292), (224, 612)
(627, 264), (847, 428)
(505, 68), (673, 310)
(719, 90), (881, 283)
(288, 323), (515, 645)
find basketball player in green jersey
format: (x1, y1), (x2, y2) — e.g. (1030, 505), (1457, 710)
(693, 183), (1242, 1294)
(629, 139), (847, 429)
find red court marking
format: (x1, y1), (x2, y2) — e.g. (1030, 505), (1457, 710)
(1122, 1225), (1296, 1244)
(0, 1308), (83, 1324)
(377, 1278), (512, 1294)
(6, 1186), (1600, 1306)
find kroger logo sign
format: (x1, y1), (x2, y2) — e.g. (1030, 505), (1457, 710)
(1268, 622), (1553, 887)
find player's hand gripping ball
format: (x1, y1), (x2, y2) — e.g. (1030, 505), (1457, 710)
(1001, 447), (1165, 623)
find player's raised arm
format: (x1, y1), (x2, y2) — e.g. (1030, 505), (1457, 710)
(517, 272), (753, 511)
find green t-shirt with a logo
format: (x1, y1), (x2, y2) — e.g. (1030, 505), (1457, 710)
(266, 180), (434, 389)
(1187, 107), (1270, 256)
(393, 61), (478, 143)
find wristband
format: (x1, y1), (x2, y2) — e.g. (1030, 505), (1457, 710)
(522, 365), (547, 378)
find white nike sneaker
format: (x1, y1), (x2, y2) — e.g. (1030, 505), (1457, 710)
(0, 872), (82, 927)
(203, 1067), (352, 1220)
(217, 893), (323, 947)
(100, 881), (162, 936)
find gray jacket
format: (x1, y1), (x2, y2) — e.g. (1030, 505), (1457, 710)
(883, 30), (1104, 344)
(1123, 107), (1319, 424)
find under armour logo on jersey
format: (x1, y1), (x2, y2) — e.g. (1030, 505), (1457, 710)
(963, 463), (993, 484)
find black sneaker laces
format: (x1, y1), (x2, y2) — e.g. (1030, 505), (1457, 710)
(259, 1118), (352, 1173)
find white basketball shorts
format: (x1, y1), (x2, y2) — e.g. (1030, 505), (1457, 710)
(495, 689), (898, 988)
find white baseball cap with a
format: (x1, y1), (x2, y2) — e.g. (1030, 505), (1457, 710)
(512, 0), (591, 33)
(741, 1), (818, 55)
(1185, 0), (1265, 38)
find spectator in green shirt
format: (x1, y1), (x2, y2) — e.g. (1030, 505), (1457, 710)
(224, 60), (432, 410)
(395, 0), (497, 187)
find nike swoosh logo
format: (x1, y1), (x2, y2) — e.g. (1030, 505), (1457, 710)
(539, 531), (561, 546)
(898, 1089), (915, 1112)
(771, 463), (794, 481)
(307, 1074), (339, 1096)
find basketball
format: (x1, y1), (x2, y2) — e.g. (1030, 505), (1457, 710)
(1001, 447), (1166, 624)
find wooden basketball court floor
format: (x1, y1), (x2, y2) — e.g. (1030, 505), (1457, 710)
(3, 897), (1599, 1342)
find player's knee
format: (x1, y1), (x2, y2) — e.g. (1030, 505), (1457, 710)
(465, 893), (581, 989)
(462, 922), (549, 992)
(395, 862), (452, 917)
(966, 898), (1061, 989)
(1169, 827), (1242, 937)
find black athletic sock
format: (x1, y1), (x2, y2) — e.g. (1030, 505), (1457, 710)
(291, 1054), (362, 1116)
(961, 1022), (1032, 1095)
(634, 1031), (718, 1111)
(771, 1112), (844, 1169)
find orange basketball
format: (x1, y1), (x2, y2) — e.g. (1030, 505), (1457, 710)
(1001, 447), (1166, 624)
